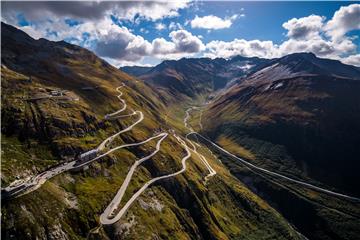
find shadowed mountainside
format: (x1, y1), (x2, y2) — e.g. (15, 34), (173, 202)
(203, 52), (360, 196)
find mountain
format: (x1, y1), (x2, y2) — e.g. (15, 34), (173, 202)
(119, 51), (360, 239)
(2, 22), (360, 240)
(180, 53), (359, 240)
(120, 65), (152, 77)
(245, 52), (360, 83)
(1, 22), (302, 240)
(203, 52), (360, 195)
(124, 56), (270, 101)
(140, 58), (229, 99)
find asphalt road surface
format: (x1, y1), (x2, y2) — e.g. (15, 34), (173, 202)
(100, 133), (191, 225)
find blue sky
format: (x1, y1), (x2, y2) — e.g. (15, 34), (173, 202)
(2, 1), (360, 66)
(134, 1), (357, 43)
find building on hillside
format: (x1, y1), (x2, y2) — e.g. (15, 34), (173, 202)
(50, 90), (65, 96)
(77, 149), (98, 163)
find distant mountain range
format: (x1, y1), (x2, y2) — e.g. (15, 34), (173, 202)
(121, 56), (270, 98)
(121, 52), (359, 98)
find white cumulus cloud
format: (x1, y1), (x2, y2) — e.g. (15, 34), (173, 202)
(190, 14), (237, 30)
(205, 5), (359, 66)
(170, 30), (205, 53)
(92, 22), (204, 63)
(1, 1), (190, 22)
(324, 3), (360, 42)
(205, 39), (278, 59)
(282, 15), (325, 40)
(341, 54), (360, 66)
(155, 23), (166, 31)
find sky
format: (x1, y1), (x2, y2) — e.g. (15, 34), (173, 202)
(1, 1), (360, 67)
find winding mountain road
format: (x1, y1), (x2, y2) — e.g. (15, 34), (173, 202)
(184, 107), (216, 181)
(104, 84), (126, 120)
(184, 107), (194, 132)
(100, 132), (168, 224)
(97, 93), (210, 225)
(2, 84), (156, 199)
(97, 83), (140, 151)
(100, 133), (192, 225)
(97, 111), (143, 151)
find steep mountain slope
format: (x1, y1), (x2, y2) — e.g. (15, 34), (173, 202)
(1, 23), (300, 240)
(171, 53), (360, 240)
(203, 53), (360, 194)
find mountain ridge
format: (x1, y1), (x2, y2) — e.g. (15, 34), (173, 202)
(121, 52), (360, 104)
